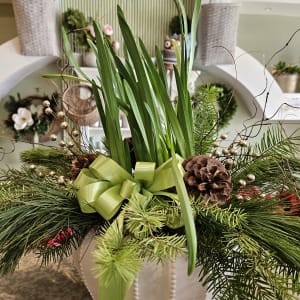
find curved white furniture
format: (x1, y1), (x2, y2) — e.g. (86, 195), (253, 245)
(201, 47), (300, 121)
(0, 37), (58, 98)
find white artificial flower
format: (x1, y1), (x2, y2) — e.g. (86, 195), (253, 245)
(30, 104), (43, 117)
(12, 107), (34, 131)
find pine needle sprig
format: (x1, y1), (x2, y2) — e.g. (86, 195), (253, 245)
(192, 84), (220, 155)
(194, 201), (246, 230)
(93, 216), (142, 286)
(124, 194), (167, 239)
(139, 234), (187, 263)
(123, 194), (186, 262)
(197, 227), (299, 300)
(242, 213), (300, 268)
(232, 127), (300, 178)
(20, 148), (73, 176)
(194, 196), (300, 299)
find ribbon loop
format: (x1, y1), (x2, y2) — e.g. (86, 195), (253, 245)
(75, 154), (183, 221)
(120, 179), (139, 199)
(134, 162), (156, 186)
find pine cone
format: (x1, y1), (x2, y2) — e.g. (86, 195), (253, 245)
(70, 153), (97, 179)
(182, 155), (232, 205)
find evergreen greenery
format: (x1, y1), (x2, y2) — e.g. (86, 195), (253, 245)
(20, 148), (73, 176)
(62, 8), (94, 51)
(192, 84), (220, 154)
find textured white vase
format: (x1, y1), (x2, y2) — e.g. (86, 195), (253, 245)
(73, 230), (208, 300)
(194, 2), (240, 68)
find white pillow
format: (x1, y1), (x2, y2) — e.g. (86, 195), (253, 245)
(12, 0), (60, 57)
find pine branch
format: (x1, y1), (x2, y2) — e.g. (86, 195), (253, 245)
(139, 234), (186, 262)
(232, 127), (300, 177)
(20, 148), (73, 176)
(192, 84), (220, 154)
(0, 168), (102, 274)
(231, 127), (300, 192)
(124, 194), (167, 239)
(194, 201), (245, 229)
(93, 216), (141, 286)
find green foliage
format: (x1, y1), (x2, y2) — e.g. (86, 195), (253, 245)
(0, 168), (102, 274)
(20, 148), (73, 176)
(192, 84), (220, 154)
(62, 8), (87, 32)
(139, 234), (186, 262)
(124, 194), (167, 239)
(231, 126), (300, 193)
(93, 216), (142, 286)
(196, 198), (300, 299)
(193, 82), (237, 132)
(273, 61), (300, 75)
(124, 196), (187, 262)
(64, 3), (200, 163)
(62, 8), (94, 51)
(194, 201), (245, 229)
(169, 15), (192, 34)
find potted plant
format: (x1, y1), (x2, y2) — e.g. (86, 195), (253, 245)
(272, 61), (300, 93)
(62, 8), (89, 66)
(62, 8), (120, 68)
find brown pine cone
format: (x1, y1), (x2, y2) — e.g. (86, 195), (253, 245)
(182, 155), (232, 205)
(70, 153), (97, 179)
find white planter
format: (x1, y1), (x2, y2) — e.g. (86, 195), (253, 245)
(73, 230), (208, 300)
(194, 2), (240, 68)
(84, 51), (97, 67)
(275, 74), (299, 93)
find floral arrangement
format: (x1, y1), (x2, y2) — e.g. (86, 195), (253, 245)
(1, 2), (300, 300)
(4, 92), (59, 141)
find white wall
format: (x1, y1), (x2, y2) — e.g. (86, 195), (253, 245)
(238, 14), (300, 66)
(0, 4), (16, 44)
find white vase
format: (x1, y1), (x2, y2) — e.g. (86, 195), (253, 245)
(194, 2), (241, 68)
(73, 230), (208, 300)
(84, 51), (97, 67)
(275, 74), (299, 93)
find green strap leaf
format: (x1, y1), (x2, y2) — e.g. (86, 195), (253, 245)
(171, 153), (197, 275)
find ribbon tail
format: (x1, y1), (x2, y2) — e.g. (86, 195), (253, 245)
(98, 275), (134, 300)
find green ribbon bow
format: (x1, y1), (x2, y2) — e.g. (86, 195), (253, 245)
(74, 154), (197, 300)
(74, 154), (183, 220)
